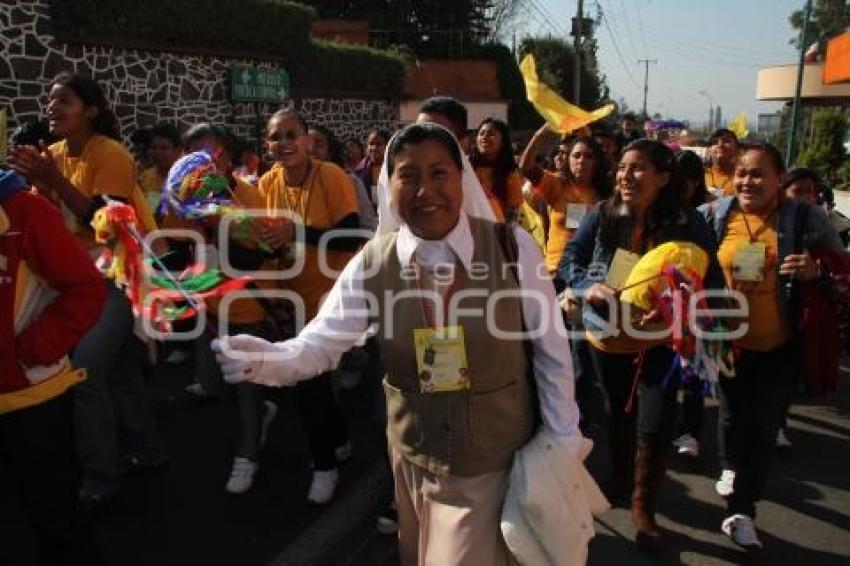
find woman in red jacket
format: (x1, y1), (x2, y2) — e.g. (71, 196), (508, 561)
(0, 169), (106, 564)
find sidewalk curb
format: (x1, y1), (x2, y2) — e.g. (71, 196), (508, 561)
(270, 460), (391, 566)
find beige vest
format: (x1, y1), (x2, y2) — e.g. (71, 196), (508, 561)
(362, 217), (533, 476)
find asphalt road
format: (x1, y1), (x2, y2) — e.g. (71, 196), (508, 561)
(3, 356), (849, 566)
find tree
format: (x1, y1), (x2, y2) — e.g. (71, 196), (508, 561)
(798, 108), (848, 186)
(300, 0), (523, 57)
(789, 0), (850, 50)
(518, 35), (607, 109)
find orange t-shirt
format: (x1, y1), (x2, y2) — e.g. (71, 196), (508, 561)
(474, 167), (525, 222)
(258, 159), (359, 321)
(534, 171), (599, 273)
(717, 210), (788, 351)
(705, 165), (735, 197)
(49, 134), (157, 248)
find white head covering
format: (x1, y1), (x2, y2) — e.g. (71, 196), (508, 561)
(376, 123), (496, 236)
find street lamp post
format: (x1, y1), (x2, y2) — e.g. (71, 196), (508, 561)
(698, 90), (713, 133)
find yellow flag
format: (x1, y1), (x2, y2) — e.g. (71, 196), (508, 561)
(519, 55), (614, 135)
(728, 113), (749, 140)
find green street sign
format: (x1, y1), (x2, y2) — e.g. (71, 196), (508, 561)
(229, 65), (290, 103)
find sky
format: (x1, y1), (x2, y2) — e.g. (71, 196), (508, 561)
(523, 0), (804, 127)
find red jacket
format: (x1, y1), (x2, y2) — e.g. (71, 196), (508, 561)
(0, 190), (105, 413)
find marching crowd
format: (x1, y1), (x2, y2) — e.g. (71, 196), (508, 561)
(2, 69), (849, 566)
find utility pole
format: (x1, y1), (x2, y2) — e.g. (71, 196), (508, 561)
(573, 0), (584, 104)
(787, 0), (812, 166)
(638, 59), (657, 119)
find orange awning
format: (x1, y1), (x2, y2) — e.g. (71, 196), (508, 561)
(824, 32), (850, 85)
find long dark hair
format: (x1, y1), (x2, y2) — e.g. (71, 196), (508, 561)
(52, 73), (121, 140)
(561, 135), (613, 200)
(469, 117), (517, 208)
(599, 139), (684, 252)
(310, 124), (345, 168)
(676, 150), (708, 207)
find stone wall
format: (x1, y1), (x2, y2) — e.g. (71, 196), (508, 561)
(1, 0), (399, 148)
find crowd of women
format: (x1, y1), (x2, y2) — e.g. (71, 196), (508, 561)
(2, 70), (849, 565)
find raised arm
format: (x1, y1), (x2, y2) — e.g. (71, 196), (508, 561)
(212, 251), (371, 386)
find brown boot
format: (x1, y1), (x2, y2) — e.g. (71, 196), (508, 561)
(631, 437), (667, 552)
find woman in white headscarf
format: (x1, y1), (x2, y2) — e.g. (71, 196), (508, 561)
(212, 123), (586, 565)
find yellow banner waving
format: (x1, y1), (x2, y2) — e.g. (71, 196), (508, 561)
(520, 54), (614, 135)
(728, 113), (749, 140)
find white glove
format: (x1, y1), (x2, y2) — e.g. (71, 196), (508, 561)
(211, 335), (282, 385)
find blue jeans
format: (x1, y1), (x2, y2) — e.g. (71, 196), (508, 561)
(72, 283), (165, 492)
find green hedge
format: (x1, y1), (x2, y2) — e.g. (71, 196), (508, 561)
(48, 0), (407, 96)
(296, 40), (407, 95)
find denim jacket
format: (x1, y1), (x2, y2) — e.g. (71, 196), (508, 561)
(698, 195), (843, 335)
(559, 202), (725, 332)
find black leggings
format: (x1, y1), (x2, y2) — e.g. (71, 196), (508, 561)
(719, 343), (798, 518)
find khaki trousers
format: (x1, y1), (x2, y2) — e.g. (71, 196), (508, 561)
(392, 449), (516, 566)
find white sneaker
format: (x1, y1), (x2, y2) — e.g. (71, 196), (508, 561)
(165, 350), (190, 364)
(307, 469), (339, 504)
(335, 441), (352, 463)
(259, 401), (278, 449)
(776, 427), (792, 449)
(722, 514), (763, 549)
(716, 469), (736, 498)
(376, 501), (398, 535)
(672, 434), (700, 457)
(184, 382), (209, 397)
(226, 457), (257, 494)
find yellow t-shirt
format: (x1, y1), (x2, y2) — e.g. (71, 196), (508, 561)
(49, 134), (157, 247)
(535, 171), (598, 273)
(717, 210), (789, 351)
(259, 159), (359, 320)
(474, 167), (525, 222)
(705, 166), (735, 197)
(139, 166), (167, 215)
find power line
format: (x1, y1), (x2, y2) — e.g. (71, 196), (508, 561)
(518, 2), (558, 37)
(527, 0), (570, 37)
(616, 0), (640, 54)
(529, 0), (570, 36)
(633, 0), (650, 55)
(599, 11), (642, 87)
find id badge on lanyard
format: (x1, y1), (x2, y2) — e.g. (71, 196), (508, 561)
(733, 242), (766, 282)
(606, 248), (641, 289)
(565, 203), (588, 229)
(414, 326), (470, 393)
(412, 266), (470, 393)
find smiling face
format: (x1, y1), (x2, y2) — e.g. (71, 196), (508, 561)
(475, 122), (503, 158)
(391, 139), (463, 240)
(267, 113), (312, 169)
(46, 84), (95, 139)
(712, 133), (739, 166)
(734, 149), (782, 213)
(569, 141), (597, 184)
(616, 149), (669, 214)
